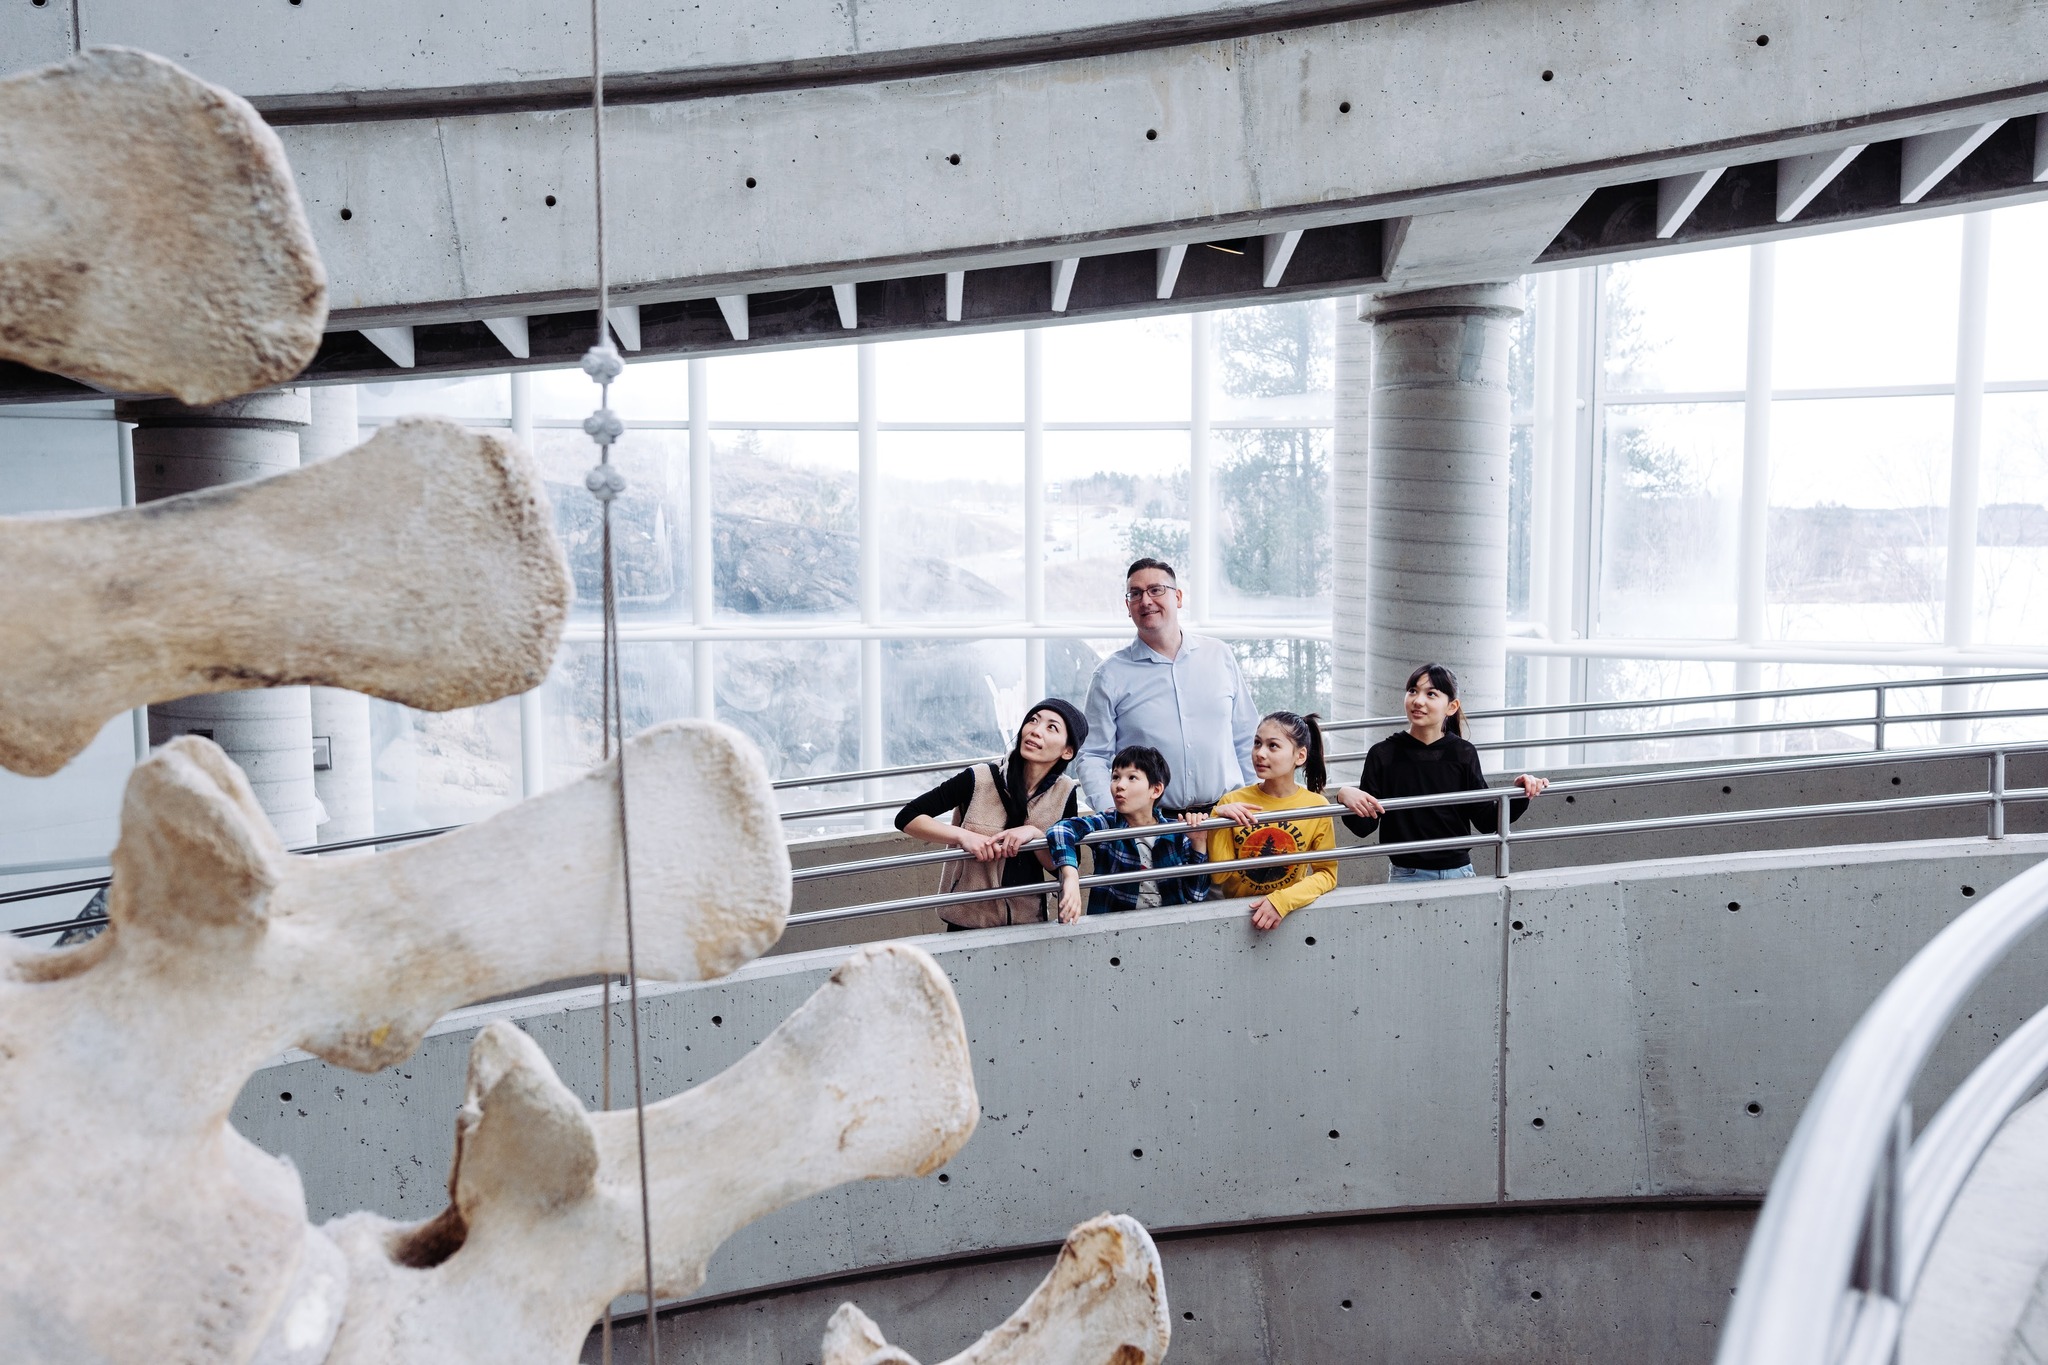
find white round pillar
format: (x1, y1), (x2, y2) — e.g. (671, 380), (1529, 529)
(299, 385), (376, 843)
(1364, 283), (1525, 749)
(117, 390), (322, 847)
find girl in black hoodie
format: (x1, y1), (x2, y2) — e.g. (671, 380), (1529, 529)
(1334, 663), (1549, 881)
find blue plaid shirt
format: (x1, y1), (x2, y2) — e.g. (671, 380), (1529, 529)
(1044, 812), (1212, 914)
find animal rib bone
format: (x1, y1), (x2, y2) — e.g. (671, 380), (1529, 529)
(0, 720), (788, 1365)
(0, 417), (571, 776)
(318, 942), (978, 1365)
(0, 48), (326, 403)
(821, 1214), (1172, 1365)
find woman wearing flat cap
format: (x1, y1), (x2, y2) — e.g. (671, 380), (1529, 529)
(893, 698), (1089, 929)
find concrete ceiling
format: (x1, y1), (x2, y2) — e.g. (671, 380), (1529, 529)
(2, 1), (2045, 399)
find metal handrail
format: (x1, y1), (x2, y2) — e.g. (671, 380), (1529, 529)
(788, 740), (2048, 887)
(12, 742), (2046, 935)
(1714, 857), (2048, 1365)
(767, 670), (2048, 810)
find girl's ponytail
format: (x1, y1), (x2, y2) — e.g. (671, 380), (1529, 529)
(1263, 710), (1327, 793)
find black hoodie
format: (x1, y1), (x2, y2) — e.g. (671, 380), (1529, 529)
(1341, 730), (1529, 870)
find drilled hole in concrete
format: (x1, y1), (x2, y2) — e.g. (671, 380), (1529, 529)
(1531, 1116), (1545, 1128)
(545, 194), (557, 207)
(1964, 886), (1977, 897)
(1728, 901), (1740, 912)
(1541, 69), (1554, 81)
(1146, 128), (1158, 140)
(339, 208), (352, 221)
(1132, 1148), (1144, 1159)
(279, 1092), (292, 1102)
(947, 153), (961, 165)
(1722, 785), (1733, 794)
(711, 1015), (723, 1026)
(1564, 794), (1575, 804)
(1892, 776), (1903, 785)
(1339, 101), (1352, 113)
(1511, 921), (1524, 931)
(1341, 1300), (1353, 1310)
(1182, 1311), (1194, 1321)
(1329, 1129), (1340, 1139)
(1756, 33), (1769, 45)
(1110, 956), (1122, 967)
(1304, 936), (1316, 946)
(745, 176), (757, 188)
(1747, 1102), (1762, 1115)
(938, 1173), (950, 1183)
(1531, 1290), (1544, 1301)
(32, 0), (48, 7)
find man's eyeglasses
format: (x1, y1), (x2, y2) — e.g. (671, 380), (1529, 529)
(1124, 584), (1177, 603)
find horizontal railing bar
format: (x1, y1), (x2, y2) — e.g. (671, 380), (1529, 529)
(764, 672), (2048, 792)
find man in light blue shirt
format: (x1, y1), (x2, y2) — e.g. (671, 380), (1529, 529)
(1076, 558), (1260, 815)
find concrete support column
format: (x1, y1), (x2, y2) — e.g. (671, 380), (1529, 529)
(1330, 297), (1373, 719)
(298, 385), (375, 842)
(117, 390), (320, 847)
(1364, 283), (1525, 751)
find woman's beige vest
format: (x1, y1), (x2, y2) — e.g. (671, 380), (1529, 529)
(936, 763), (1077, 928)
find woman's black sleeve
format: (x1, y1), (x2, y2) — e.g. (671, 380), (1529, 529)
(1341, 747), (1384, 839)
(1060, 786), (1081, 820)
(1463, 751), (1530, 833)
(894, 768), (976, 832)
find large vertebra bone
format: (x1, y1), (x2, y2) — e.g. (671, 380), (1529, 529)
(0, 721), (789, 1365)
(0, 416), (571, 777)
(0, 48), (326, 404)
(821, 1214), (1172, 1365)
(318, 942), (978, 1365)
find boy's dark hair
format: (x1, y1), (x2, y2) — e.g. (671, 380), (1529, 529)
(1110, 744), (1171, 792)
(1125, 557), (1178, 583)
(1262, 710), (1328, 793)
(1404, 662), (1465, 737)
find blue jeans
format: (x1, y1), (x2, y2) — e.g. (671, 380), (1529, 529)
(1388, 864), (1475, 883)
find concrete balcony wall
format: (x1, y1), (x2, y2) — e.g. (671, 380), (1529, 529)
(233, 834), (2048, 1361)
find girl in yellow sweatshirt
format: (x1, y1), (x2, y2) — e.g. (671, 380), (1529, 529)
(1208, 710), (1338, 931)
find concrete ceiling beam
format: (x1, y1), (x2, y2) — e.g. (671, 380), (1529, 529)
(251, 1), (2048, 326)
(714, 295), (749, 342)
(481, 315), (530, 359)
(1655, 168), (1725, 238)
(605, 304), (642, 350)
(1049, 257), (1079, 313)
(832, 282), (858, 329)
(1776, 145), (1867, 223)
(1380, 188), (1591, 291)
(360, 326), (415, 368)
(1154, 243), (1187, 300)
(1261, 229), (1303, 288)
(1901, 121), (2007, 204)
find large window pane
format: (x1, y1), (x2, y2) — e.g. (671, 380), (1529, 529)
(1774, 216), (1964, 390)
(529, 356), (689, 423)
(1043, 429), (1188, 619)
(1986, 201), (2048, 384)
(1978, 392), (2048, 646)
(534, 425), (689, 620)
(709, 346), (857, 424)
(1232, 636), (1330, 718)
(540, 641), (696, 787)
(882, 638), (1024, 767)
(1602, 253), (1749, 395)
(1043, 317), (1190, 423)
(1204, 300), (1334, 621)
(879, 431), (1024, 620)
(358, 373), (509, 423)
(1595, 403), (1743, 637)
(712, 430), (858, 619)
(370, 696), (522, 831)
(1766, 396), (1950, 643)
(876, 331), (1023, 424)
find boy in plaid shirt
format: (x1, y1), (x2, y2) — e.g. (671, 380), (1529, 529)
(1046, 745), (1212, 922)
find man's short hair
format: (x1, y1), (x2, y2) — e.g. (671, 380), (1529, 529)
(1125, 557), (1178, 583)
(1110, 744), (1171, 791)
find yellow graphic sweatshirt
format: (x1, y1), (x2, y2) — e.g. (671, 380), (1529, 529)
(1206, 783), (1338, 917)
